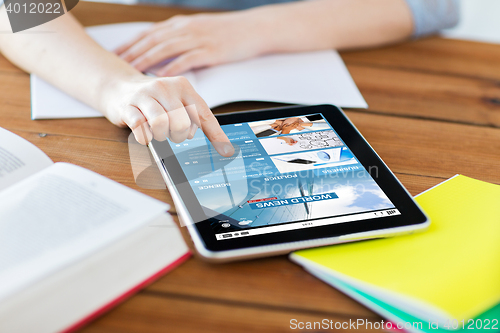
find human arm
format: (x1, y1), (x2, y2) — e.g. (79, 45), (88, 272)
(117, 0), (460, 76)
(0, 8), (234, 156)
(116, 0), (418, 76)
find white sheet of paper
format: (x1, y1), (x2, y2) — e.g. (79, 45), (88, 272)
(193, 50), (365, 109)
(31, 22), (367, 120)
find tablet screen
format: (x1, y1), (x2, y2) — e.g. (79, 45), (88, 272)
(167, 113), (400, 241)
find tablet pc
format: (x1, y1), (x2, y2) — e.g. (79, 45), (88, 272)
(149, 104), (429, 262)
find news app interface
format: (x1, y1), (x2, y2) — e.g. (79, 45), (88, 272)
(169, 114), (399, 240)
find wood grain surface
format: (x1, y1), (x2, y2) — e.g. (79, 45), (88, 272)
(1, 2), (499, 332)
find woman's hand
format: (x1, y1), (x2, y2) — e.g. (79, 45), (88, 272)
(115, 11), (268, 76)
(278, 136), (297, 146)
(0, 9), (233, 156)
(102, 74), (234, 157)
(270, 120), (284, 131)
(279, 118), (303, 134)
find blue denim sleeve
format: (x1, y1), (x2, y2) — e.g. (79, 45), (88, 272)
(404, 0), (460, 37)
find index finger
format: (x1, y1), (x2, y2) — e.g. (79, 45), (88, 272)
(197, 104), (234, 157)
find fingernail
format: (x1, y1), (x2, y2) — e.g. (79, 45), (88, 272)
(223, 143), (234, 156)
(189, 124), (197, 138)
(133, 123), (152, 145)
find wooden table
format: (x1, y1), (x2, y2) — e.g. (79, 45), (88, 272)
(1, 2), (499, 332)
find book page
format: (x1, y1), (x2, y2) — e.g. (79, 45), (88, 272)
(0, 162), (170, 303)
(0, 214), (190, 333)
(0, 127), (53, 191)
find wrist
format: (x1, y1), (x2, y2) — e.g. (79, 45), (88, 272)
(97, 71), (145, 124)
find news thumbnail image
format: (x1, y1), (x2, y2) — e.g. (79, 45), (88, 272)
(249, 114), (331, 138)
(270, 147), (357, 173)
(259, 130), (343, 155)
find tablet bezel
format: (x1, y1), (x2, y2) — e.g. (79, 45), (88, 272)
(150, 104), (428, 255)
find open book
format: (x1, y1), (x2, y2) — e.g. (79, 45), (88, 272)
(291, 175), (500, 333)
(30, 22), (367, 119)
(0, 127), (190, 333)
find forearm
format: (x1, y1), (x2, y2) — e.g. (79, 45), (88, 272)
(0, 8), (142, 114)
(247, 0), (414, 53)
(0, 8), (234, 154)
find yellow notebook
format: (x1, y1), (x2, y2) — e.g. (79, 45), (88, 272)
(291, 175), (500, 324)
